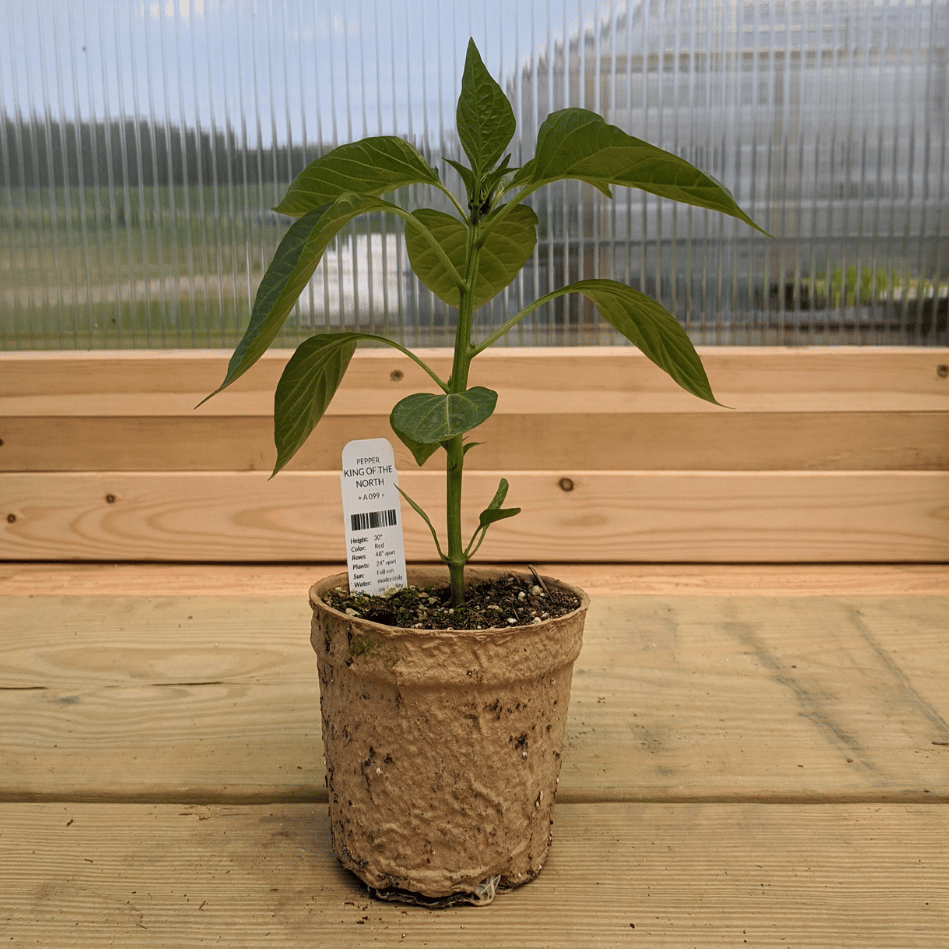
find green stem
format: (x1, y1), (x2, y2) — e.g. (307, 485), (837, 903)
(463, 523), (488, 562)
(462, 182), (551, 356)
(376, 200), (467, 292)
(445, 224), (483, 607)
(433, 179), (471, 222)
(358, 333), (450, 393)
(471, 284), (568, 354)
(444, 435), (466, 606)
(473, 179), (541, 248)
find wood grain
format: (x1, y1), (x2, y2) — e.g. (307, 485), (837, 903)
(5, 347), (944, 566)
(4, 341), (946, 946)
(3, 347), (947, 416)
(3, 469), (947, 561)
(1, 802), (945, 947)
(2, 562), (947, 597)
(3, 594), (946, 803)
(4, 411), (947, 472)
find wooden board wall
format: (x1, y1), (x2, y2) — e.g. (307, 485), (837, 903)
(1, 347), (947, 562)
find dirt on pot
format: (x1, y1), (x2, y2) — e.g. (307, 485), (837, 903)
(321, 570), (581, 631)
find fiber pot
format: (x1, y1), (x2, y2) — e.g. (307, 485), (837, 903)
(309, 566), (589, 906)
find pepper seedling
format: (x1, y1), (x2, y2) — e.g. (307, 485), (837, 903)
(201, 39), (766, 606)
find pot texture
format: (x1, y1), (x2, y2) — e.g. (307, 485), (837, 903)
(309, 566), (588, 904)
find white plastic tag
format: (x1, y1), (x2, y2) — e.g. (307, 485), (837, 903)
(340, 438), (408, 595)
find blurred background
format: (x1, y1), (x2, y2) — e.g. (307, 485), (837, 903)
(1, 0), (946, 350)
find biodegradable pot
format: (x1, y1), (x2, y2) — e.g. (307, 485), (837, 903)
(309, 566), (589, 905)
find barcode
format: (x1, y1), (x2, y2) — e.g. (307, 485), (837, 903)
(350, 509), (398, 532)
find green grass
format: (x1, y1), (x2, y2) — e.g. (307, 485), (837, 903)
(2, 183), (280, 348)
(0, 183), (434, 349)
(3, 184), (946, 349)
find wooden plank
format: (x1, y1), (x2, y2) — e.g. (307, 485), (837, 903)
(562, 594), (949, 803)
(2, 470), (947, 562)
(2, 594), (946, 802)
(3, 347), (947, 417)
(5, 411), (947, 472)
(0, 802), (945, 947)
(2, 562), (948, 597)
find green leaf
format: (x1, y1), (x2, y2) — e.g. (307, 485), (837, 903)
(391, 425), (443, 467)
(562, 279), (723, 405)
(202, 194), (398, 400)
(390, 387), (498, 447)
(272, 334), (363, 474)
(465, 477), (520, 559)
(479, 505), (521, 528)
(516, 108), (767, 233)
(481, 154), (514, 197)
(445, 157), (476, 196)
(274, 137), (440, 217)
(456, 39), (516, 175)
(404, 205), (538, 308)
(478, 478), (521, 530)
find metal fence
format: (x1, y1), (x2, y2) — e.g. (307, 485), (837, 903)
(1, 0), (946, 350)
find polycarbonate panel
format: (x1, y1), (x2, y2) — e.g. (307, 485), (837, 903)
(1, 0), (946, 349)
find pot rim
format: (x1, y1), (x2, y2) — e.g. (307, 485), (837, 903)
(308, 565), (590, 640)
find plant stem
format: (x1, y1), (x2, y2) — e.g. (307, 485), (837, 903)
(471, 284), (568, 354)
(445, 224), (482, 606)
(377, 200), (466, 292)
(444, 435), (466, 606)
(358, 334), (450, 392)
(433, 179), (471, 222)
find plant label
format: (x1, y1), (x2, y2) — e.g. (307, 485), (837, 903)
(341, 438), (407, 595)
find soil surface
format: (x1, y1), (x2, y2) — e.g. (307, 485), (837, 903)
(321, 571), (581, 631)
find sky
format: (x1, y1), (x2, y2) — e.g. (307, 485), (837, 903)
(1, 0), (622, 150)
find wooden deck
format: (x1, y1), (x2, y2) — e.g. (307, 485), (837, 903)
(2, 562), (947, 947)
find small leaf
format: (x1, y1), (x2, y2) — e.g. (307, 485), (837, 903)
(275, 136), (439, 217)
(390, 387), (498, 447)
(563, 279), (723, 405)
(483, 476), (508, 508)
(519, 108), (767, 234)
(456, 39), (516, 175)
(405, 205), (538, 308)
(445, 157), (476, 196)
(481, 154), (514, 196)
(479, 506), (521, 529)
(272, 334), (361, 474)
(478, 478), (521, 530)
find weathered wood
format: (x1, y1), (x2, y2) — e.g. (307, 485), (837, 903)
(3, 594), (946, 803)
(1, 802), (945, 948)
(2, 561), (947, 597)
(4, 411), (947, 472)
(2, 347), (947, 416)
(3, 470), (947, 561)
